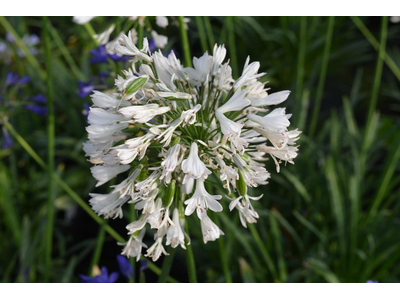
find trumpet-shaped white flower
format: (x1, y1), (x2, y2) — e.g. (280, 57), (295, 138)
(84, 37), (301, 261)
(184, 178), (223, 219)
(156, 16), (169, 28)
(166, 208), (187, 249)
(200, 214), (224, 244)
(119, 230), (147, 261)
(151, 30), (168, 49)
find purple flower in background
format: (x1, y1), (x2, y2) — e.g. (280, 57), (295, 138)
(30, 94), (47, 103)
(2, 128), (13, 149)
(139, 260), (148, 272)
(366, 280), (379, 283)
(149, 39), (156, 52)
(99, 72), (110, 79)
(116, 255), (133, 279)
(24, 104), (48, 116)
(80, 267), (119, 283)
(5, 72), (30, 87)
(90, 45), (129, 64)
(77, 80), (95, 98)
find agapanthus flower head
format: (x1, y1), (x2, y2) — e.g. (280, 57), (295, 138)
(84, 34), (301, 261)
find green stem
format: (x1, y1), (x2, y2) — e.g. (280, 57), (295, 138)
(48, 22), (85, 80)
(43, 16), (55, 283)
(365, 16), (388, 132)
(83, 22), (98, 46)
(0, 16), (46, 80)
(203, 16), (215, 52)
(88, 220), (107, 276)
(2, 119), (179, 283)
(178, 16), (192, 68)
(138, 23), (144, 49)
(227, 16), (238, 78)
(350, 16), (400, 82)
(309, 16), (335, 137)
(295, 16), (307, 128)
(215, 216), (232, 283)
(184, 222), (197, 282)
(158, 247), (177, 283)
(195, 16), (208, 53)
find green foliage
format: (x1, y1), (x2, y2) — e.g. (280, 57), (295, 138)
(1, 16), (400, 283)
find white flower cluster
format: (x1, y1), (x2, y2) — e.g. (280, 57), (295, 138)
(84, 34), (301, 262)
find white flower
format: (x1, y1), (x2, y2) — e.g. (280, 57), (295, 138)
(72, 16), (96, 25)
(84, 38), (301, 261)
(156, 16), (169, 28)
(166, 208), (186, 249)
(252, 90), (291, 107)
(119, 103), (170, 123)
(91, 164), (130, 187)
(151, 30), (168, 49)
(200, 214), (224, 244)
(247, 108), (291, 133)
(160, 144), (181, 183)
(93, 24), (115, 45)
(90, 91), (130, 109)
(184, 178), (223, 219)
(89, 192), (130, 219)
(181, 142), (211, 183)
(114, 32), (152, 63)
(88, 107), (129, 126)
(256, 144), (299, 172)
(119, 229), (147, 261)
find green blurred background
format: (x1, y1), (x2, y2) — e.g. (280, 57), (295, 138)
(1, 16), (400, 283)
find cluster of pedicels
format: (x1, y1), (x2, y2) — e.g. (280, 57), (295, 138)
(84, 32), (301, 262)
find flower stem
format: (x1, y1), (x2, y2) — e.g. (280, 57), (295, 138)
(309, 16), (335, 137)
(294, 16), (307, 128)
(178, 16), (192, 68)
(195, 16), (208, 53)
(214, 216), (232, 282)
(184, 222), (197, 282)
(350, 16), (400, 82)
(88, 220), (107, 276)
(138, 22), (144, 49)
(1, 118), (179, 283)
(226, 16), (238, 78)
(43, 16), (55, 283)
(158, 247), (177, 283)
(203, 17), (215, 52)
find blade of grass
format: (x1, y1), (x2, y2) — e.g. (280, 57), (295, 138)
(2, 118), (178, 283)
(195, 16), (208, 53)
(203, 17), (215, 52)
(325, 156), (346, 256)
(48, 21), (85, 80)
(364, 16), (388, 138)
(272, 209), (304, 254)
(293, 211), (326, 243)
(214, 216), (232, 283)
(248, 223), (278, 279)
(350, 16), (400, 82)
(369, 137), (400, 217)
(158, 247), (177, 283)
(295, 16), (307, 128)
(269, 210), (287, 282)
(342, 96), (359, 137)
(281, 169), (311, 204)
(227, 16), (238, 78)
(308, 258), (340, 283)
(43, 16), (55, 283)
(178, 16), (192, 68)
(184, 222), (197, 283)
(309, 16), (335, 137)
(88, 220), (107, 276)
(0, 163), (21, 244)
(0, 16), (46, 80)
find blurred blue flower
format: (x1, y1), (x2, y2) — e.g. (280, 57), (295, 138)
(90, 45), (128, 64)
(116, 255), (133, 279)
(5, 72), (30, 87)
(30, 94), (47, 103)
(2, 128), (13, 149)
(83, 102), (90, 120)
(139, 260), (148, 272)
(80, 267), (119, 283)
(366, 280), (379, 283)
(77, 80), (95, 98)
(24, 104), (48, 116)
